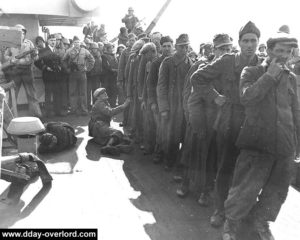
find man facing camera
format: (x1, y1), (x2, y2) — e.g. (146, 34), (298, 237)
(223, 30), (300, 240)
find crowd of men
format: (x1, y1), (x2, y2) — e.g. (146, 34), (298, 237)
(1, 7), (300, 240)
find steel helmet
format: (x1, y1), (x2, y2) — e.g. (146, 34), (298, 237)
(15, 24), (27, 33)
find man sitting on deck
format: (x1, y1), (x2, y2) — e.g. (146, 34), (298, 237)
(88, 88), (133, 156)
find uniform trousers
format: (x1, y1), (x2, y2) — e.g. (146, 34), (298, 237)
(225, 149), (293, 222)
(69, 71), (88, 114)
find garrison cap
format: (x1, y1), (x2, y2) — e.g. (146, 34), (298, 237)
(213, 33), (233, 48)
(239, 21), (260, 40)
(176, 34), (190, 46)
(93, 88), (106, 98)
(73, 35), (80, 42)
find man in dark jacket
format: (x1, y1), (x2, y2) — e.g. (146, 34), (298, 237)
(89, 88), (132, 155)
(147, 36), (174, 163)
(222, 32), (300, 240)
(102, 43), (118, 107)
(190, 21), (261, 228)
(117, 33), (137, 126)
(122, 7), (139, 33)
(157, 33), (193, 170)
(87, 42), (102, 110)
(38, 122), (77, 153)
(35, 34), (64, 117)
(177, 34), (233, 204)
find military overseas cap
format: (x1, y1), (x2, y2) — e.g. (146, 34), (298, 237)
(128, 7), (134, 11)
(213, 34), (233, 48)
(239, 21), (260, 40)
(73, 35), (80, 42)
(93, 88), (106, 99)
(176, 34), (190, 46)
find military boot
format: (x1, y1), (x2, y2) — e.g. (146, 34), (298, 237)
(222, 219), (239, 240)
(210, 209), (225, 228)
(176, 178), (189, 198)
(253, 220), (275, 240)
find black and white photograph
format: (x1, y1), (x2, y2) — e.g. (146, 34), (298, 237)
(0, 0), (300, 239)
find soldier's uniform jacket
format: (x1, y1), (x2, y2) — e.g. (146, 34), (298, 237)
(190, 53), (261, 139)
(4, 39), (37, 67)
(87, 51), (102, 77)
(38, 122), (77, 153)
(236, 60), (300, 157)
(127, 53), (141, 98)
(157, 53), (193, 146)
(102, 52), (118, 76)
(88, 98), (124, 145)
(117, 47), (131, 84)
(121, 14), (139, 31)
(157, 54), (193, 113)
(62, 47), (95, 72)
(147, 55), (165, 106)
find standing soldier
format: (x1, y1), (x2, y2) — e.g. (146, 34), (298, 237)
(117, 33), (137, 126)
(122, 7), (139, 33)
(101, 43), (118, 108)
(4, 24), (42, 118)
(62, 36), (95, 116)
(87, 42), (102, 110)
(54, 33), (68, 116)
(138, 43), (157, 154)
(177, 34), (233, 203)
(126, 40), (145, 142)
(35, 34), (64, 117)
(157, 33), (193, 170)
(191, 21), (261, 228)
(147, 36), (174, 163)
(223, 31), (300, 240)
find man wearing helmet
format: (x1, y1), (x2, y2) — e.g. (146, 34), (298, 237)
(4, 24), (42, 118)
(122, 7), (139, 33)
